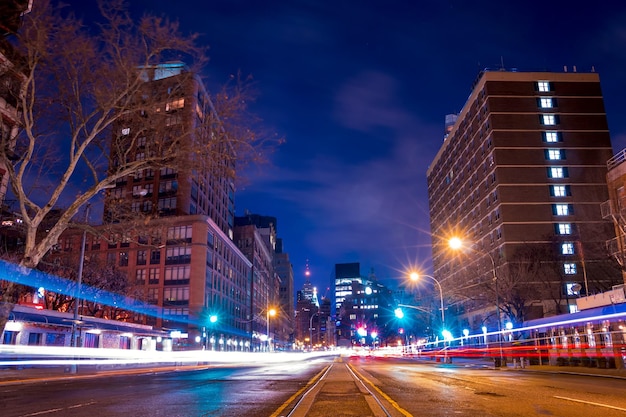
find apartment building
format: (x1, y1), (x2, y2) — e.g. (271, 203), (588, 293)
(427, 69), (622, 332)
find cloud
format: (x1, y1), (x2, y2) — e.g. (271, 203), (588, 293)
(333, 71), (415, 135)
(242, 73), (442, 277)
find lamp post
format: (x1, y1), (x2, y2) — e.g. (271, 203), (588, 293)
(408, 272), (445, 329)
(266, 308), (276, 352)
(449, 237), (504, 367)
(408, 272), (449, 362)
(71, 204), (90, 348)
(69, 203), (90, 374)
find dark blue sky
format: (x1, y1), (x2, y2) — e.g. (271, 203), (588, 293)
(65, 1), (626, 294)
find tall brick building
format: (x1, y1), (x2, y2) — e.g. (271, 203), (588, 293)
(427, 69), (622, 333)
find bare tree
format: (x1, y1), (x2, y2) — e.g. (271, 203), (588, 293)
(0, 0), (280, 333)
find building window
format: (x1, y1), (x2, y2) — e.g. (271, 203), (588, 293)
(119, 251), (129, 266)
(167, 225), (192, 242)
(553, 204), (571, 216)
(164, 287), (189, 302)
(165, 265), (191, 283)
(158, 197), (177, 211)
(537, 81), (551, 92)
(165, 98), (185, 112)
(562, 242), (575, 255)
(160, 167), (176, 177)
(551, 185), (570, 197)
(564, 263), (577, 274)
(544, 131), (561, 143)
(542, 114), (556, 125)
(548, 167), (567, 178)
(556, 223), (572, 235)
(150, 250), (161, 264)
(546, 149), (564, 160)
(165, 246), (192, 265)
(135, 269), (146, 284)
(149, 268), (160, 284)
(137, 250), (147, 265)
(539, 97), (554, 108)
(159, 180), (178, 194)
(566, 283), (580, 296)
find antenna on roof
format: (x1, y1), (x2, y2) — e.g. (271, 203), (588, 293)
(500, 56), (505, 71)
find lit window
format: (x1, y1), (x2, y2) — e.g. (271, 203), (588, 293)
(562, 242), (574, 255)
(537, 81), (550, 92)
(554, 204), (570, 216)
(564, 263), (577, 274)
(551, 185), (568, 197)
(121, 127), (130, 135)
(544, 131), (560, 143)
(542, 115), (556, 125)
(547, 149), (563, 160)
(165, 98), (185, 111)
(549, 167), (564, 178)
(540, 98), (553, 108)
(557, 223), (572, 235)
(566, 283), (580, 296)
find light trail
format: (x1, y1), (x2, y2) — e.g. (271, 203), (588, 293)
(0, 345), (341, 367)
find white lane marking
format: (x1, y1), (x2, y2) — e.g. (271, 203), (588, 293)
(21, 408), (64, 416)
(554, 395), (626, 412)
(68, 401), (97, 409)
(21, 401), (97, 416)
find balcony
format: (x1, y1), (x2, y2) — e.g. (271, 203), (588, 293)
(601, 200), (614, 220)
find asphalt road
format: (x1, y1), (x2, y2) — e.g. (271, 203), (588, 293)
(2, 357), (626, 417)
(350, 357), (626, 416)
(0, 360), (328, 417)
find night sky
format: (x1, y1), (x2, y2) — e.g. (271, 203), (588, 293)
(61, 1), (626, 294)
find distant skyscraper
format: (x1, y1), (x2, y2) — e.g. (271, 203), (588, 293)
(302, 261), (319, 307)
(427, 69), (622, 330)
(334, 262), (361, 311)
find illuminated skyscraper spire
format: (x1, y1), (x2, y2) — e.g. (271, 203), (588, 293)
(302, 260), (319, 307)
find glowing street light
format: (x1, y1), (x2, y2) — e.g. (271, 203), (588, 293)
(267, 308), (276, 352)
(448, 236), (504, 367)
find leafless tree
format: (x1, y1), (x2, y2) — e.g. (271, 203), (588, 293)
(0, 0), (281, 333)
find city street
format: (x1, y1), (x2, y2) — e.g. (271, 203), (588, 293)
(2, 356), (626, 416)
(0, 359), (327, 417)
(351, 357), (626, 416)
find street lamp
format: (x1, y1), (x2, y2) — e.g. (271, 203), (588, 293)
(408, 272), (445, 331)
(266, 308), (276, 352)
(449, 237), (504, 367)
